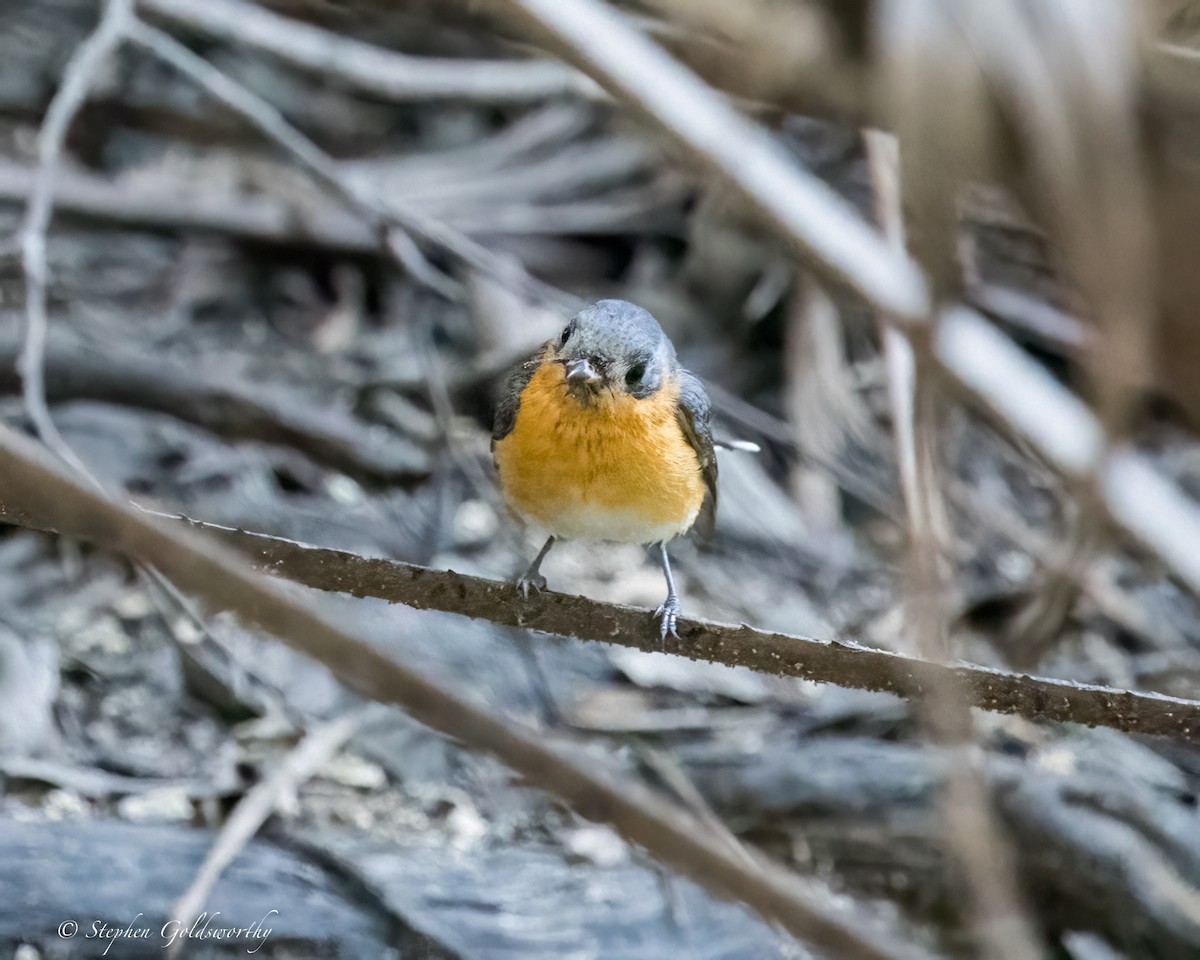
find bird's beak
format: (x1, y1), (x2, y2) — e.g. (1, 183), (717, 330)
(564, 357), (603, 391)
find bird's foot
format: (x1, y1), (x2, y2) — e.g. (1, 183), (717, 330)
(516, 572), (547, 599)
(654, 594), (682, 643)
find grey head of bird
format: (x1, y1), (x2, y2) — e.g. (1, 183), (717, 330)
(553, 299), (678, 404)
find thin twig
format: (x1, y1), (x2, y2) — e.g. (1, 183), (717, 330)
(703, 380), (900, 519)
(866, 57), (1042, 960)
(11, 0), (258, 729)
(124, 19), (575, 309)
(0, 332), (429, 483)
(992, 4), (1148, 671)
(863, 130), (925, 541)
(633, 741), (804, 946)
(782, 275), (857, 529)
(123, 19), (455, 295)
(17, 0), (133, 483)
(0, 422), (925, 960)
(404, 289), (499, 500)
(0, 157), (675, 253)
(0, 756), (232, 800)
(139, 0), (604, 103)
(168, 709), (368, 957)
(0, 159), (378, 252)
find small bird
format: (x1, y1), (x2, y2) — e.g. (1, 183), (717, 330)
(492, 299), (716, 638)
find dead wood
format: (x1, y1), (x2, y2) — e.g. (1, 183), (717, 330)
(0, 332), (429, 483)
(0, 422), (927, 960)
(684, 734), (1200, 958)
(0, 159), (380, 254)
(0, 820), (441, 958)
(7, 1), (1200, 955)
(140, 0), (604, 104)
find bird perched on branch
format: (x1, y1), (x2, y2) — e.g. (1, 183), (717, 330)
(492, 299), (716, 638)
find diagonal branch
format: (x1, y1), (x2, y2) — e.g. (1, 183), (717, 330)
(497, 0), (1200, 617)
(3, 484), (1200, 742)
(139, 0), (604, 103)
(123, 18), (574, 308)
(0, 423), (924, 960)
(502, 0), (929, 320)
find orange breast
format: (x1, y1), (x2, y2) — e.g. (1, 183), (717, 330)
(494, 361), (706, 543)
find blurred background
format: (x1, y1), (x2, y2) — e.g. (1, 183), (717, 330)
(6, 0), (1200, 957)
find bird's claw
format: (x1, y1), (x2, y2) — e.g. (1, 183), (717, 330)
(516, 573), (547, 599)
(655, 595), (682, 642)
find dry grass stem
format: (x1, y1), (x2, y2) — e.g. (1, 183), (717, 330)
(140, 0), (604, 103)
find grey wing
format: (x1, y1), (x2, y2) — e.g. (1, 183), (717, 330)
(674, 368), (718, 541)
(491, 347), (546, 452)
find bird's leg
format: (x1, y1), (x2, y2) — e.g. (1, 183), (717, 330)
(516, 535), (555, 597)
(655, 542), (682, 641)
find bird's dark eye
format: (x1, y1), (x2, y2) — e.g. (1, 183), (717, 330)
(625, 362), (646, 387)
(558, 324), (572, 348)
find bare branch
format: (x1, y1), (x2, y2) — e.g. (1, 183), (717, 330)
(863, 130), (927, 549)
(0, 159), (378, 254)
(0, 149), (675, 252)
(867, 65), (1042, 949)
(18, 0), (133, 482)
(967, 280), (1091, 355)
(0, 423), (925, 960)
(123, 19), (574, 308)
(0, 333), (429, 483)
(139, 0), (604, 103)
(168, 709), (367, 955)
(933, 308), (1200, 596)
(2, 487), (1198, 742)
(11, 0), (256, 727)
(502, 0), (930, 320)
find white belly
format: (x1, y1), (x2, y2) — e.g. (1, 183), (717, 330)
(518, 500), (698, 544)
